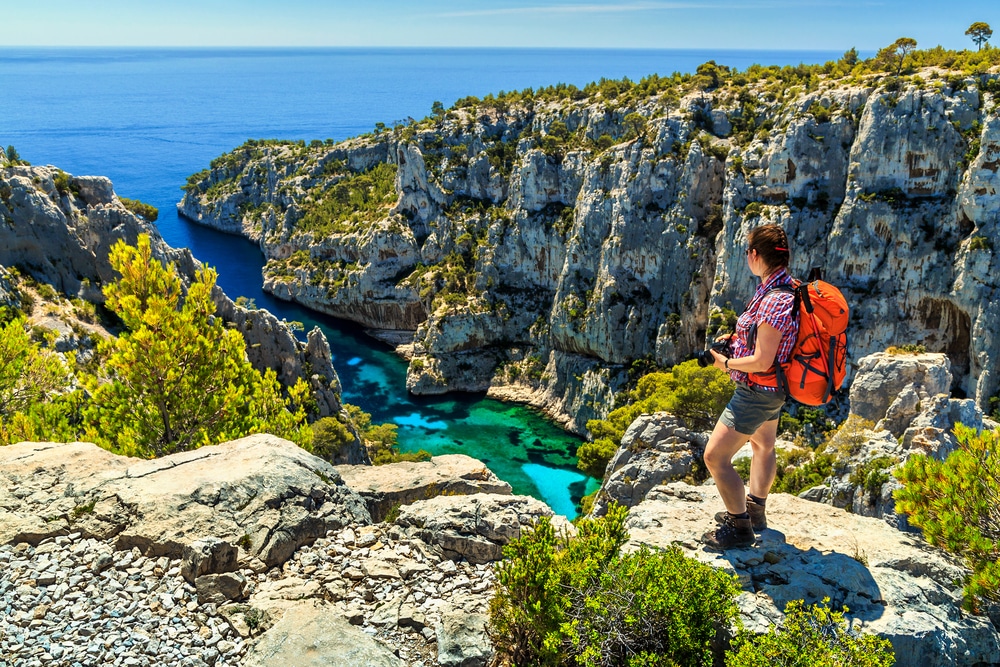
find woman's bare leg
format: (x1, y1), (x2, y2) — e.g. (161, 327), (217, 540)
(703, 419), (752, 513)
(747, 418), (779, 499)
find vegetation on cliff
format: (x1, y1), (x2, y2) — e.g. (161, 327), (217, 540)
(895, 424), (1000, 609)
(180, 36), (1000, 440)
(0, 235), (315, 456)
(84, 235), (313, 456)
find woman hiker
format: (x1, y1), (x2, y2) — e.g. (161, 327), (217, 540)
(702, 224), (799, 550)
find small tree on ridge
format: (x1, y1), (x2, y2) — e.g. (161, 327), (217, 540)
(966, 22), (993, 51)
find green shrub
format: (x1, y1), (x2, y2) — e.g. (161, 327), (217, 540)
(581, 360), (734, 479)
(119, 197), (159, 222)
(342, 403), (431, 465)
(488, 504), (741, 667)
(726, 598), (894, 667)
(895, 424), (1000, 609)
(849, 455), (898, 504)
(310, 416), (356, 461)
(885, 343), (926, 354)
(52, 170), (81, 198)
(969, 235), (992, 251)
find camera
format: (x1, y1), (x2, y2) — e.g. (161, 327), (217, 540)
(696, 340), (732, 368)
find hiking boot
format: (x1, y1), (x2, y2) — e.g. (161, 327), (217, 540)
(702, 512), (755, 550)
(714, 496), (767, 531)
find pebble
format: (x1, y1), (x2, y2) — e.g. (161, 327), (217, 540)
(0, 536), (242, 667)
(1, 523), (497, 667)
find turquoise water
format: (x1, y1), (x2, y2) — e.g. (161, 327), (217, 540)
(0, 47), (845, 516)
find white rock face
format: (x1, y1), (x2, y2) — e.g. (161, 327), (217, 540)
(178, 75), (1000, 432)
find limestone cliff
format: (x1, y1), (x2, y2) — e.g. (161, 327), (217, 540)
(179, 66), (1000, 432)
(0, 162), (367, 461)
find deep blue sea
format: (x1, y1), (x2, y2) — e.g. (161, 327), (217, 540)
(0, 47), (843, 516)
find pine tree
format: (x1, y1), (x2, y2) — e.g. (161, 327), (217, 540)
(895, 424), (1000, 609)
(83, 234), (312, 457)
(966, 22), (993, 51)
(0, 314), (71, 444)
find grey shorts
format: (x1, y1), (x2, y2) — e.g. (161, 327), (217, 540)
(720, 383), (787, 435)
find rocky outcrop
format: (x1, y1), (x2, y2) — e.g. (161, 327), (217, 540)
(626, 483), (1000, 667)
(0, 163), (358, 442)
(0, 435), (371, 569)
(590, 412), (705, 516)
(335, 454), (512, 521)
(179, 71), (1000, 430)
(393, 493), (574, 564)
(800, 351), (987, 523)
(849, 351), (983, 449)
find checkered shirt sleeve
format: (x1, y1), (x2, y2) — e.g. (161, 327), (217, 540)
(757, 291), (798, 364)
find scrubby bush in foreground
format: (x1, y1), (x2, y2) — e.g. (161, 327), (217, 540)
(487, 503), (741, 666)
(895, 424), (1000, 610)
(726, 598), (894, 667)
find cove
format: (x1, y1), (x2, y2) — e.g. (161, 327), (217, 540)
(178, 217), (600, 518)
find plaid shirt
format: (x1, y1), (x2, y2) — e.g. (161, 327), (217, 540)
(728, 267), (798, 390)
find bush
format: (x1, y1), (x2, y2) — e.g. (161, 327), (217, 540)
(895, 424), (1000, 609)
(488, 503), (741, 667)
(119, 197), (159, 222)
(343, 403), (431, 465)
(310, 416), (356, 461)
(726, 598), (894, 667)
(581, 361), (734, 479)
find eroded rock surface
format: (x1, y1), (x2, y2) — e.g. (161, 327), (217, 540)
(242, 601), (404, 667)
(336, 455), (512, 521)
(394, 494), (573, 564)
(591, 412), (705, 516)
(0, 434), (371, 569)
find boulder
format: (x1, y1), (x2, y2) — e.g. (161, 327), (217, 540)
(181, 537), (238, 583)
(242, 601), (403, 667)
(624, 482), (1000, 667)
(437, 599), (492, 667)
(393, 494), (573, 564)
(849, 352), (952, 436)
(195, 572), (247, 605)
(591, 412), (705, 516)
(0, 434), (371, 569)
(335, 454), (512, 521)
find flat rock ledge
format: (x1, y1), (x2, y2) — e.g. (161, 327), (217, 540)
(336, 455), (512, 522)
(625, 482), (1000, 667)
(0, 434), (371, 570)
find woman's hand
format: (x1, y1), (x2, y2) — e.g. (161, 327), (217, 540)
(714, 333), (733, 343)
(710, 348), (728, 370)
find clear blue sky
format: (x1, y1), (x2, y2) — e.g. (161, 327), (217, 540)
(1, 0), (996, 50)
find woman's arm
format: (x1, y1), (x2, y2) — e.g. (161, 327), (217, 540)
(711, 322), (782, 373)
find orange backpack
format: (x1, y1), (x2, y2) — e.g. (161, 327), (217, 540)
(748, 274), (849, 406)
